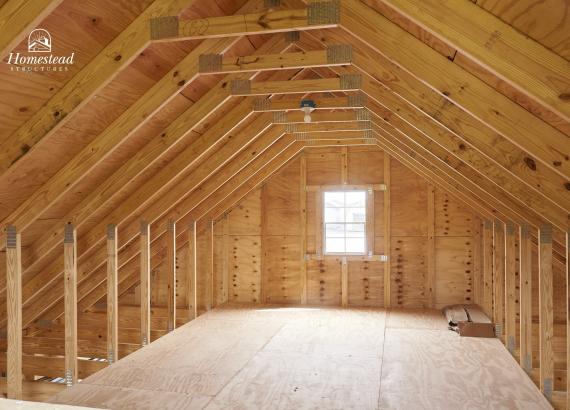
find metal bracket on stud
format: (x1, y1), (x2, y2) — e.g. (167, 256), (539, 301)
(108, 350), (115, 364)
(505, 221), (516, 235)
(253, 98), (271, 111)
(65, 369), (73, 387)
(107, 224), (116, 240)
(348, 92), (366, 107)
(539, 224), (552, 244)
(286, 123), (298, 133)
(150, 16), (179, 40)
(231, 79), (251, 95)
(64, 223), (74, 244)
(356, 109), (370, 121)
(286, 31), (300, 42)
(6, 225), (16, 248)
(326, 44), (352, 64)
(340, 74), (361, 90)
(265, 0), (280, 7)
(308, 0), (340, 25)
(198, 53), (223, 73)
(273, 111), (287, 123)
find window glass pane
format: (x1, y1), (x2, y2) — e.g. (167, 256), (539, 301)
(324, 191), (344, 207)
(346, 223), (365, 238)
(346, 207), (366, 223)
(326, 237), (345, 253)
(325, 223), (345, 238)
(345, 191), (365, 207)
(324, 207), (344, 223)
(346, 238), (365, 253)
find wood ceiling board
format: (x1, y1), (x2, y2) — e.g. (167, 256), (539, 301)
(339, 1), (570, 178)
(478, 0), (570, 60)
(373, 0), (570, 122)
(300, 30), (570, 213)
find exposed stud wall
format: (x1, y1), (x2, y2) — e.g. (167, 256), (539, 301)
(213, 147), (479, 309)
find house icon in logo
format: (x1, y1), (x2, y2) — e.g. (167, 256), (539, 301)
(28, 29), (51, 53)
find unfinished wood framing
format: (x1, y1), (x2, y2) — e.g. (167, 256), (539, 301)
(165, 220), (176, 331)
(539, 224), (554, 400)
(426, 184), (436, 308)
(0, 0), (567, 406)
(519, 224), (532, 373)
(383, 152), (391, 308)
(493, 220), (505, 338)
(504, 221), (517, 355)
(6, 225), (22, 399)
(106, 224), (118, 365)
(299, 156), (308, 304)
(482, 220), (494, 318)
(63, 223), (77, 386)
(140, 221), (150, 346)
(188, 222), (197, 321)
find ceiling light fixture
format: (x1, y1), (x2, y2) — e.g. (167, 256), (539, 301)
(300, 99), (316, 123)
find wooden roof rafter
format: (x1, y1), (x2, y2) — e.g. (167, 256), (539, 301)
(294, 31), (570, 231)
(0, 0), (65, 61)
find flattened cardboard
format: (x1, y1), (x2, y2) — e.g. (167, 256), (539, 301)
(457, 321), (496, 338)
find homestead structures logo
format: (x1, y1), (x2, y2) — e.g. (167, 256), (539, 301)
(28, 29), (52, 52)
(6, 28), (75, 72)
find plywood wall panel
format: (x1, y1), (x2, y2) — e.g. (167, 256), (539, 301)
(348, 260), (384, 307)
(307, 258), (341, 306)
(229, 236), (261, 303)
(435, 191), (473, 237)
(347, 148), (384, 184)
(391, 237), (427, 308)
(228, 190), (261, 236)
(306, 153), (341, 185)
(390, 160), (427, 237)
(435, 237), (473, 308)
(210, 147), (478, 311)
(264, 236), (301, 304)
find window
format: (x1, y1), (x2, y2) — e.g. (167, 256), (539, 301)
(323, 191), (366, 254)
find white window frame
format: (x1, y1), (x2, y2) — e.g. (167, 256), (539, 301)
(322, 190), (367, 256)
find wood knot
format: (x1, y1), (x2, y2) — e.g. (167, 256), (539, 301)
(114, 54), (122, 62)
(523, 157), (536, 171)
(458, 143), (466, 150)
(177, 79), (186, 87)
(559, 93), (570, 101)
(564, 182), (570, 191)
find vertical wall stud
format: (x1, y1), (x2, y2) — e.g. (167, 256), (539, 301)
(64, 224), (77, 386)
(260, 186), (269, 301)
(482, 219), (494, 318)
(366, 188), (375, 257)
(493, 220), (505, 339)
(341, 256), (348, 307)
(519, 224), (532, 373)
(209, 220), (214, 309)
(472, 218), (483, 307)
(539, 224), (553, 400)
(140, 221), (150, 346)
(300, 156), (308, 304)
(315, 191), (323, 259)
(106, 224), (118, 365)
(504, 221), (517, 355)
(426, 184), (436, 308)
(221, 215), (230, 304)
(566, 230), (570, 400)
(166, 220), (176, 331)
(383, 153), (391, 308)
(188, 221), (197, 321)
(6, 225), (22, 399)
(341, 146), (348, 185)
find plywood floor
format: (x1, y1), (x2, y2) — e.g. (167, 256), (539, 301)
(49, 304), (551, 409)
